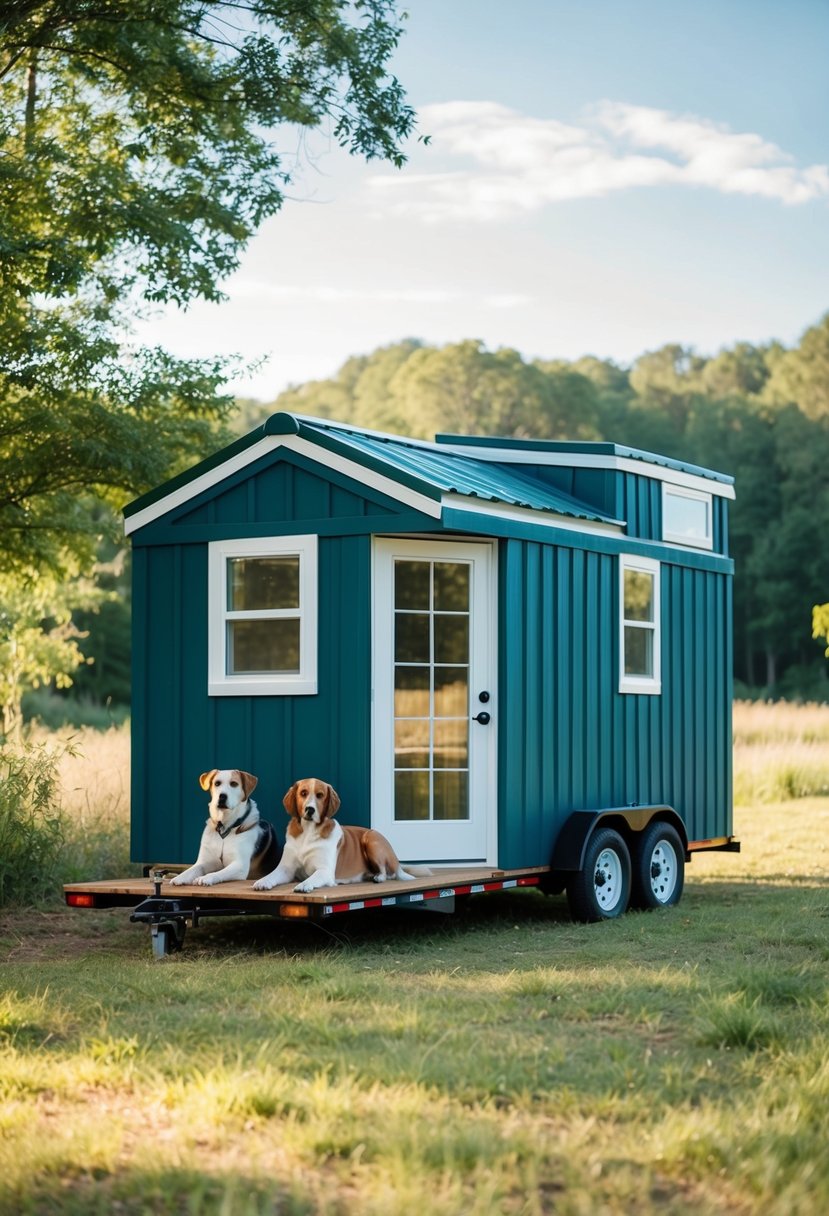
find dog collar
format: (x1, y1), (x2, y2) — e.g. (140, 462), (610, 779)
(215, 803), (252, 839)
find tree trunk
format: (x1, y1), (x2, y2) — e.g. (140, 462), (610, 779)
(25, 52), (36, 149)
(764, 647), (777, 690)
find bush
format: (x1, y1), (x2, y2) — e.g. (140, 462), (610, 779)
(0, 742), (68, 907)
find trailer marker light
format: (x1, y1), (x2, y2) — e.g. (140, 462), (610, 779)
(279, 904), (310, 918)
(67, 893), (97, 908)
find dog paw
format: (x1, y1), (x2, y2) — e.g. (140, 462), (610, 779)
(252, 879), (272, 891)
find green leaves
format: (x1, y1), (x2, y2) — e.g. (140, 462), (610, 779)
(0, 0), (414, 577)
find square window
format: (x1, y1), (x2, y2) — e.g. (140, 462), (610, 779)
(662, 485), (713, 549)
(208, 536), (317, 695)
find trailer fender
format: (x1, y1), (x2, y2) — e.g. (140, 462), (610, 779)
(549, 806), (688, 875)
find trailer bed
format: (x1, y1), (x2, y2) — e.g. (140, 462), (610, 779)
(65, 867), (550, 954)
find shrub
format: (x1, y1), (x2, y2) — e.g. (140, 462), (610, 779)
(0, 742), (68, 907)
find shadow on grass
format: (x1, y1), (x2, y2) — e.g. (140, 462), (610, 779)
(6, 1168), (310, 1216)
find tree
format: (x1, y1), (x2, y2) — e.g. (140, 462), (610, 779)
(0, 566), (106, 739)
(385, 341), (600, 440)
(764, 313), (829, 420)
(0, 0), (415, 574)
(813, 603), (829, 658)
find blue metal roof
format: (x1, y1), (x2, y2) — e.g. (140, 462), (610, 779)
(292, 415), (620, 524)
(435, 431), (735, 487)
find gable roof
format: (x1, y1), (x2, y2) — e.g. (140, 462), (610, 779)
(124, 412), (626, 536)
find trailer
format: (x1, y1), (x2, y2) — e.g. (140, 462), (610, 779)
(65, 414), (739, 955)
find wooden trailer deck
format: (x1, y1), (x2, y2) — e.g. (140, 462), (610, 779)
(65, 866), (549, 911)
(65, 867), (551, 954)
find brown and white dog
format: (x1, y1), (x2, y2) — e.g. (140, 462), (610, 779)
(252, 778), (430, 894)
(170, 769), (282, 887)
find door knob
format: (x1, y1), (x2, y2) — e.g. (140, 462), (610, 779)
(472, 711), (491, 725)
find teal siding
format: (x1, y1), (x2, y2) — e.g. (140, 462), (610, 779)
(497, 540), (732, 870)
(130, 532), (374, 864)
(129, 425), (734, 873)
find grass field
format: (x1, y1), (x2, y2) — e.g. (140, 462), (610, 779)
(0, 705), (827, 1214)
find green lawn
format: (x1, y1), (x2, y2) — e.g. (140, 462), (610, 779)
(1, 800), (828, 1215)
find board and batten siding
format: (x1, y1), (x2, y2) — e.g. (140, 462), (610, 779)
(130, 532), (375, 865)
(497, 539), (733, 871)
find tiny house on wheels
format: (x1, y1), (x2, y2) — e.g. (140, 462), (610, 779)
(65, 413), (739, 956)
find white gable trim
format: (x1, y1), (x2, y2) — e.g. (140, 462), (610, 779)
(124, 434), (443, 535)
(440, 493), (625, 536)
(436, 444), (735, 500)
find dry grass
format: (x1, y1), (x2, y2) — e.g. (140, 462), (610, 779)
(25, 724), (135, 882)
(733, 700), (829, 804)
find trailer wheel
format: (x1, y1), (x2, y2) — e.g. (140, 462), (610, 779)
(631, 821), (684, 909)
(566, 828), (632, 923)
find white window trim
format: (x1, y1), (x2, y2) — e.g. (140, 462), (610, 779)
(619, 554), (661, 696)
(662, 484), (714, 550)
(208, 535), (317, 696)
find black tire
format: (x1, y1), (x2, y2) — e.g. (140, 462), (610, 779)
(566, 827), (632, 923)
(631, 821), (685, 910)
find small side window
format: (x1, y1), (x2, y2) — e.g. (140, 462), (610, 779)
(619, 555), (661, 695)
(662, 485), (713, 550)
(208, 536), (317, 695)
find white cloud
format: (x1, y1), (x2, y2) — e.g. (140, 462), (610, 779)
(369, 100), (829, 220)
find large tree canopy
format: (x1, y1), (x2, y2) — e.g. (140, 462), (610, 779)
(0, 0), (415, 572)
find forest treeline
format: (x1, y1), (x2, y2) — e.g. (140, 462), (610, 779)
(238, 315), (829, 699)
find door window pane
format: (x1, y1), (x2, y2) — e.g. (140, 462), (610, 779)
(228, 619), (300, 674)
(395, 719), (431, 769)
(395, 613), (430, 663)
(394, 666), (430, 717)
(395, 561), (431, 609)
(434, 667), (467, 716)
(433, 771), (469, 821)
(434, 563), (469, 611)
(395, 771), (430, 821)
(433, 719), (468, 769)
(434, 614), (468, 664)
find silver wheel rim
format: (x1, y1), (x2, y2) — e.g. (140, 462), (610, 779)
(649, 838), (678, 903)
(594, 847), (625, 912)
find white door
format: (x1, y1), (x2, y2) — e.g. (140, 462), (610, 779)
(372, 538), (497, 864)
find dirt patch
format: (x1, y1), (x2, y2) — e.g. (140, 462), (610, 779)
(0, 906), (139, 963)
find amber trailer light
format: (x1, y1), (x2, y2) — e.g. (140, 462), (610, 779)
(279, 904), (310, 918)
(66, 893), (97, 908)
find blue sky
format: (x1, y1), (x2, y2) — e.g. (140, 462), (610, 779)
(136, 0), (829, 400)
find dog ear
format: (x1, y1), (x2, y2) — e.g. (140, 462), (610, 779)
(282, 782), (299, 817)
(199, 770), (217, 792)
(326, 784), (341, 817)
(238, 771), (258, 800)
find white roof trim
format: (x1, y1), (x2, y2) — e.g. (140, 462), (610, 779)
(441, 493), (625, 537)
(436, 444), (735, 500)
(124, 434), (442, 535)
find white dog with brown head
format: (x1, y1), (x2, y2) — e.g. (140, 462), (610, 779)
(252, 778), (430, 894)
(170, 769), (282, 886)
